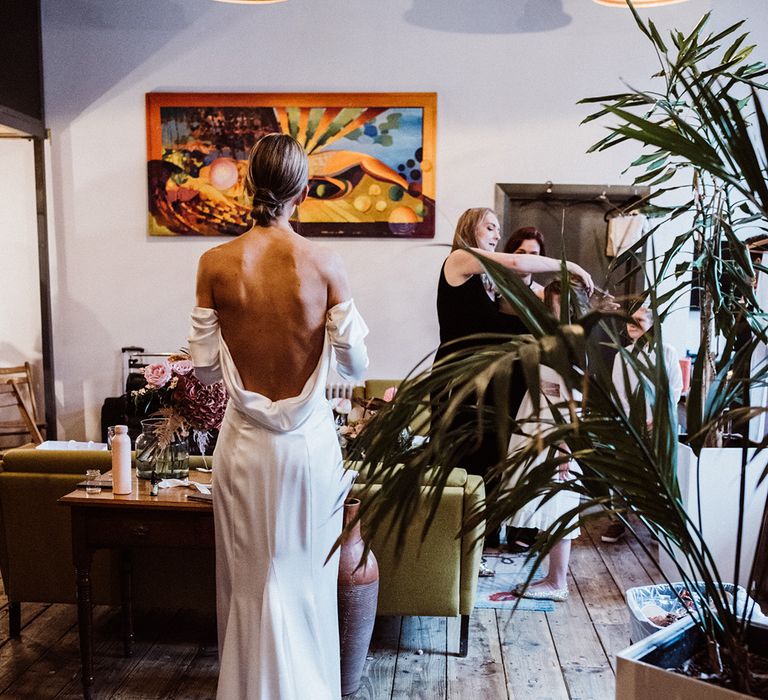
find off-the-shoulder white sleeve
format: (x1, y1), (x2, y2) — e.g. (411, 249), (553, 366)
(326, 299), (369, 382)
(188, 307), (223, 385)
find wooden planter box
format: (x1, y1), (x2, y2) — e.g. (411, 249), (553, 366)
(616, 618), (768, 699)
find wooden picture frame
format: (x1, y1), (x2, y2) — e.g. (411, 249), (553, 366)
(146, 92), (437, 238)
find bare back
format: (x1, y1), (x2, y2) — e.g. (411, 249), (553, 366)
(195, 224), (350, 401)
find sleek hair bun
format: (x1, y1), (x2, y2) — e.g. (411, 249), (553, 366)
(246, 134), (309, 227)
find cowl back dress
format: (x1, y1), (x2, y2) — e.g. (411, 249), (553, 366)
(189, 299), (369, 700)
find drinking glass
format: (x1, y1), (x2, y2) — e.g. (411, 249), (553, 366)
(106, 426), (116, 450)
(85, 469), (102, 494)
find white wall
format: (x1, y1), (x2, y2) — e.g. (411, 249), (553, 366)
(0, 138), (44, 412)
(34, 0), (768, 440)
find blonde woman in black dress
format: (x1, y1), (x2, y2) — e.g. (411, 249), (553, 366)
(433, 208), (593, 551)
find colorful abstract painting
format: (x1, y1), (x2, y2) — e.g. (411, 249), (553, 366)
(146, 93), (436, 238)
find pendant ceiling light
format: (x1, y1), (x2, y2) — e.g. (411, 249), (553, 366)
(593, 0), (688, 6)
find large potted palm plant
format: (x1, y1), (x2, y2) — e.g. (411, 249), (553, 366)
(575, 5), (768, 697)
(577, 3), (768, 595)
(344, 4), (768, 698)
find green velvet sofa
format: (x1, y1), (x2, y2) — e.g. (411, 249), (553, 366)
(0, 448), (216, 638)
(0, 447), (484, 655)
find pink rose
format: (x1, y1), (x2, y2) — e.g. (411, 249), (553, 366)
(144, 361), (172, 388)
(171, 359), (194, 376)
(348, 406), (365, 423)
(383, 386), (398, 402)
(330, 397), (352, 415)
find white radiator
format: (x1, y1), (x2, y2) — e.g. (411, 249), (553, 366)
(325, 383), (357, 400)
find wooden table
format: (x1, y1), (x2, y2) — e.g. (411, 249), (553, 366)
(59, 470), (214, 700)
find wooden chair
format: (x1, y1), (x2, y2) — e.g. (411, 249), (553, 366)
(0, 363), (45, 450)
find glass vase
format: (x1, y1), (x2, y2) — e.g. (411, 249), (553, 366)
(134, 418), (189, 480)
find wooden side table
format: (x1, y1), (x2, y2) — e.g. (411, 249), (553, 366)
(59, 471), (214, 700)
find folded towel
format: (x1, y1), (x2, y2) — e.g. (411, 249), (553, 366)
(606, 214), (647, 257)
(157, 478), (211, 494)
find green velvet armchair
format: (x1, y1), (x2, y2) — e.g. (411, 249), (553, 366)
(356, 379), (431, 435)
(352, 379), (484, 655)
(350, 465), (484, 656)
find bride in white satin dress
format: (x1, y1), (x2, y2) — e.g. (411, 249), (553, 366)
(188, 134), (369, 700)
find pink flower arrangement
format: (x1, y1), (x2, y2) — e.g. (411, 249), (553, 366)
(171, 359), (194, 376)
(333, 386), (398, 448)
(132, 352), (228, 453)
(173, 373), (228, 433)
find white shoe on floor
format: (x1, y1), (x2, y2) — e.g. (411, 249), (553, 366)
(514, 583), (568, 602)
(479, 563), (495, 578)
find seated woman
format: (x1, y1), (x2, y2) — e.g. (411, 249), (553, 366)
(601, 302), (683, 544)
(506, 280), (587, 602)
(498, 227), (548, 553)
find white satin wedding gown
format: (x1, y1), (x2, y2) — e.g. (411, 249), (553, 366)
(189, 299), (369, 700)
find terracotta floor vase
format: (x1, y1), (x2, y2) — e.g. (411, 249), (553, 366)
(338, 497), (379, 696)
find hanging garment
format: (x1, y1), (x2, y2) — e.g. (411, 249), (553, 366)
(606, 214), (647, 258)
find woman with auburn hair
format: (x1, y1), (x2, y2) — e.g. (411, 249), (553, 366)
(433, 208), (593, 553)
(498, 225), (548, 551)
(189, 133), (369, 699)
(503, 226), (547, 294)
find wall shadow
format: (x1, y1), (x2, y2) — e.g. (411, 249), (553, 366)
(404, 0), (571, 34)
(42, 0), (202, 120)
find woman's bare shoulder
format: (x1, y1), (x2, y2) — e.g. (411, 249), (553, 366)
(199, 236), (242, 266)
(195, 241), (237, 307)
(286, 236), (340, 274)
(310, 241), (343, 267)
(444, 248), (484, 285)
(304, 243), (349, 305)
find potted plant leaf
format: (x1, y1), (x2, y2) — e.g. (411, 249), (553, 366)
(343, 3), (768, 697)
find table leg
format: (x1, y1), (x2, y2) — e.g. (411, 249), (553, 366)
(8, 602), (20, 639)
(75, 561), (94, 700)
(121, 549), (134, 657)
(72, 507), (94, 700)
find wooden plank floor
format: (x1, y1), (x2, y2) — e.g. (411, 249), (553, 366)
(0, 517), (658, 699)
